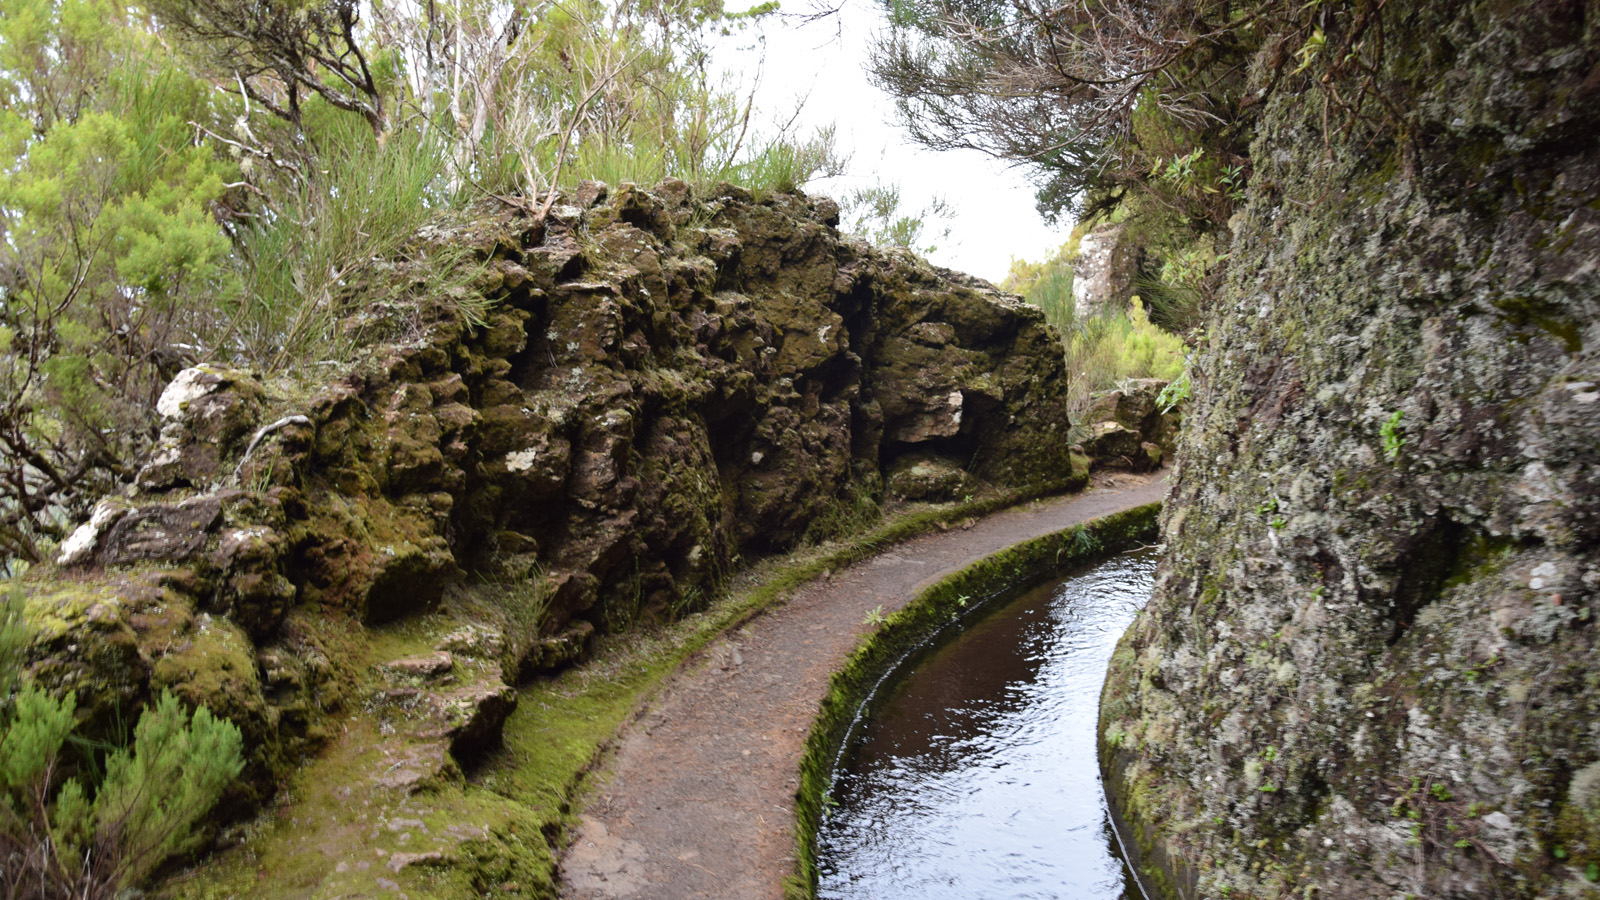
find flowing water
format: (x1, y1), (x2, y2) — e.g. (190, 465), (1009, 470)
(817, 548), (1157, 900)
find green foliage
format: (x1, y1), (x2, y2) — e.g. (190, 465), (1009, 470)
(1000, 242), (1076, 332)
(1004, 241), (1187, 430)
(0, 687), (77, 794)
(1135, 234), (1224, 336)
(233, 117), (471, 366)
(0, 683), (244, 897)
(0, 587), (245, 896)
(1381, 410), (1406, 461)
(867, 0), (1261, 225)
(1157, 370), (1191, 413)
(840, 181), (953, 253)
(92, 692), (246, 884)
(146, 0), (389, 134)
(1063, 301), (1184, 421)
(0, 0), (238, 563)
(868, 0), (1401, 234)
(731, 129), (848, 197)
(1047, 304), (1186, 433)
(800, 478), (884, 547)
(0, 583), (26, 700)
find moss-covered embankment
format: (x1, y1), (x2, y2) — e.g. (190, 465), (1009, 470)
(15, 182), (1081, 896)
(793, 501), (1162, 898)
(162, 482), (1084, 900)
(1100, 2), (1599, 898)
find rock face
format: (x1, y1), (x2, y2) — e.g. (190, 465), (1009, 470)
(1072, 223), (1137, 317)
(22, 185), (1075, 812)
(1101, 4), (1599, 899)
(1081, 378), (1180, 472)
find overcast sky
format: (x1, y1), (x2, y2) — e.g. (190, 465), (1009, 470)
(714, 2), (1072, 283)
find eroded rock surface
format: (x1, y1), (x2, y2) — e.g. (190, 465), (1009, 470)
(1101, 4), (1600, 899)
(20, 185), (1076, 832)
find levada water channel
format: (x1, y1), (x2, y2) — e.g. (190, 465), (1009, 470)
(816, 547), (1158, 900)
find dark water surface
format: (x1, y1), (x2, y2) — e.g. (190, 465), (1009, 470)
(817, 549), (1157, 900)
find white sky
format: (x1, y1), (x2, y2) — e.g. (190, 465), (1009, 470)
(714, 2), (1073, 283)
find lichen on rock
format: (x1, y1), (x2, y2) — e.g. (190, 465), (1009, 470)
(1099, 3), (1600, 898)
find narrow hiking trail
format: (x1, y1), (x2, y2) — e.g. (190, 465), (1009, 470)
(558, 471), (1169, 900)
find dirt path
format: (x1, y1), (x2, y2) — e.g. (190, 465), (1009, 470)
(558, 471), (1168, 900)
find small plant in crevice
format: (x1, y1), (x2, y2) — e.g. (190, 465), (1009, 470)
(1461, 653), (1502, 684)
(1381, 410), (1406, 461)
(1157, 368), (1192, 413)
(1104, 725), (1127, 748)
(863, 605), (887, 627)
(800, 480), (883, 548)
(1071, 526), (1102, 556)
(668, 585), (706, 624)
(1384, 775), (1496, 868)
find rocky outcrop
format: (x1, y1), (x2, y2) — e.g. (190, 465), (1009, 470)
(20, 184), (1076, 815)
(1080, 378), (1180, 471)
(1072, 223), (1138, 317)
(1101, 3), (1599, 899)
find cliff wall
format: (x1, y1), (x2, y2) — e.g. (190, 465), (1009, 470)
(21, 183), (1075, 814)
(1102, 2), (1600, 898)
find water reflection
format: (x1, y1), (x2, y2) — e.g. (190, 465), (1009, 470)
(817, 549), (1157, 900)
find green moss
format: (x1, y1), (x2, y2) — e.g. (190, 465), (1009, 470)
(788, 502), (1162, 899)
(1491, 296), (1584, 354)
(159, 478), (1089, 900)
(149, 614), (263, 740)
(1441, 533), (1522, 591)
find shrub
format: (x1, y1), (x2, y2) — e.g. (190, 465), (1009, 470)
(839, 180), (954, 253)
(1003, 240), (1188, 431)
(0, 587), (244, 899)
(1014, 286), (1187, 432)
(1059, 298), (1186, 428)
(0, 2), (239, 566)
(231, 117), (469, 367)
